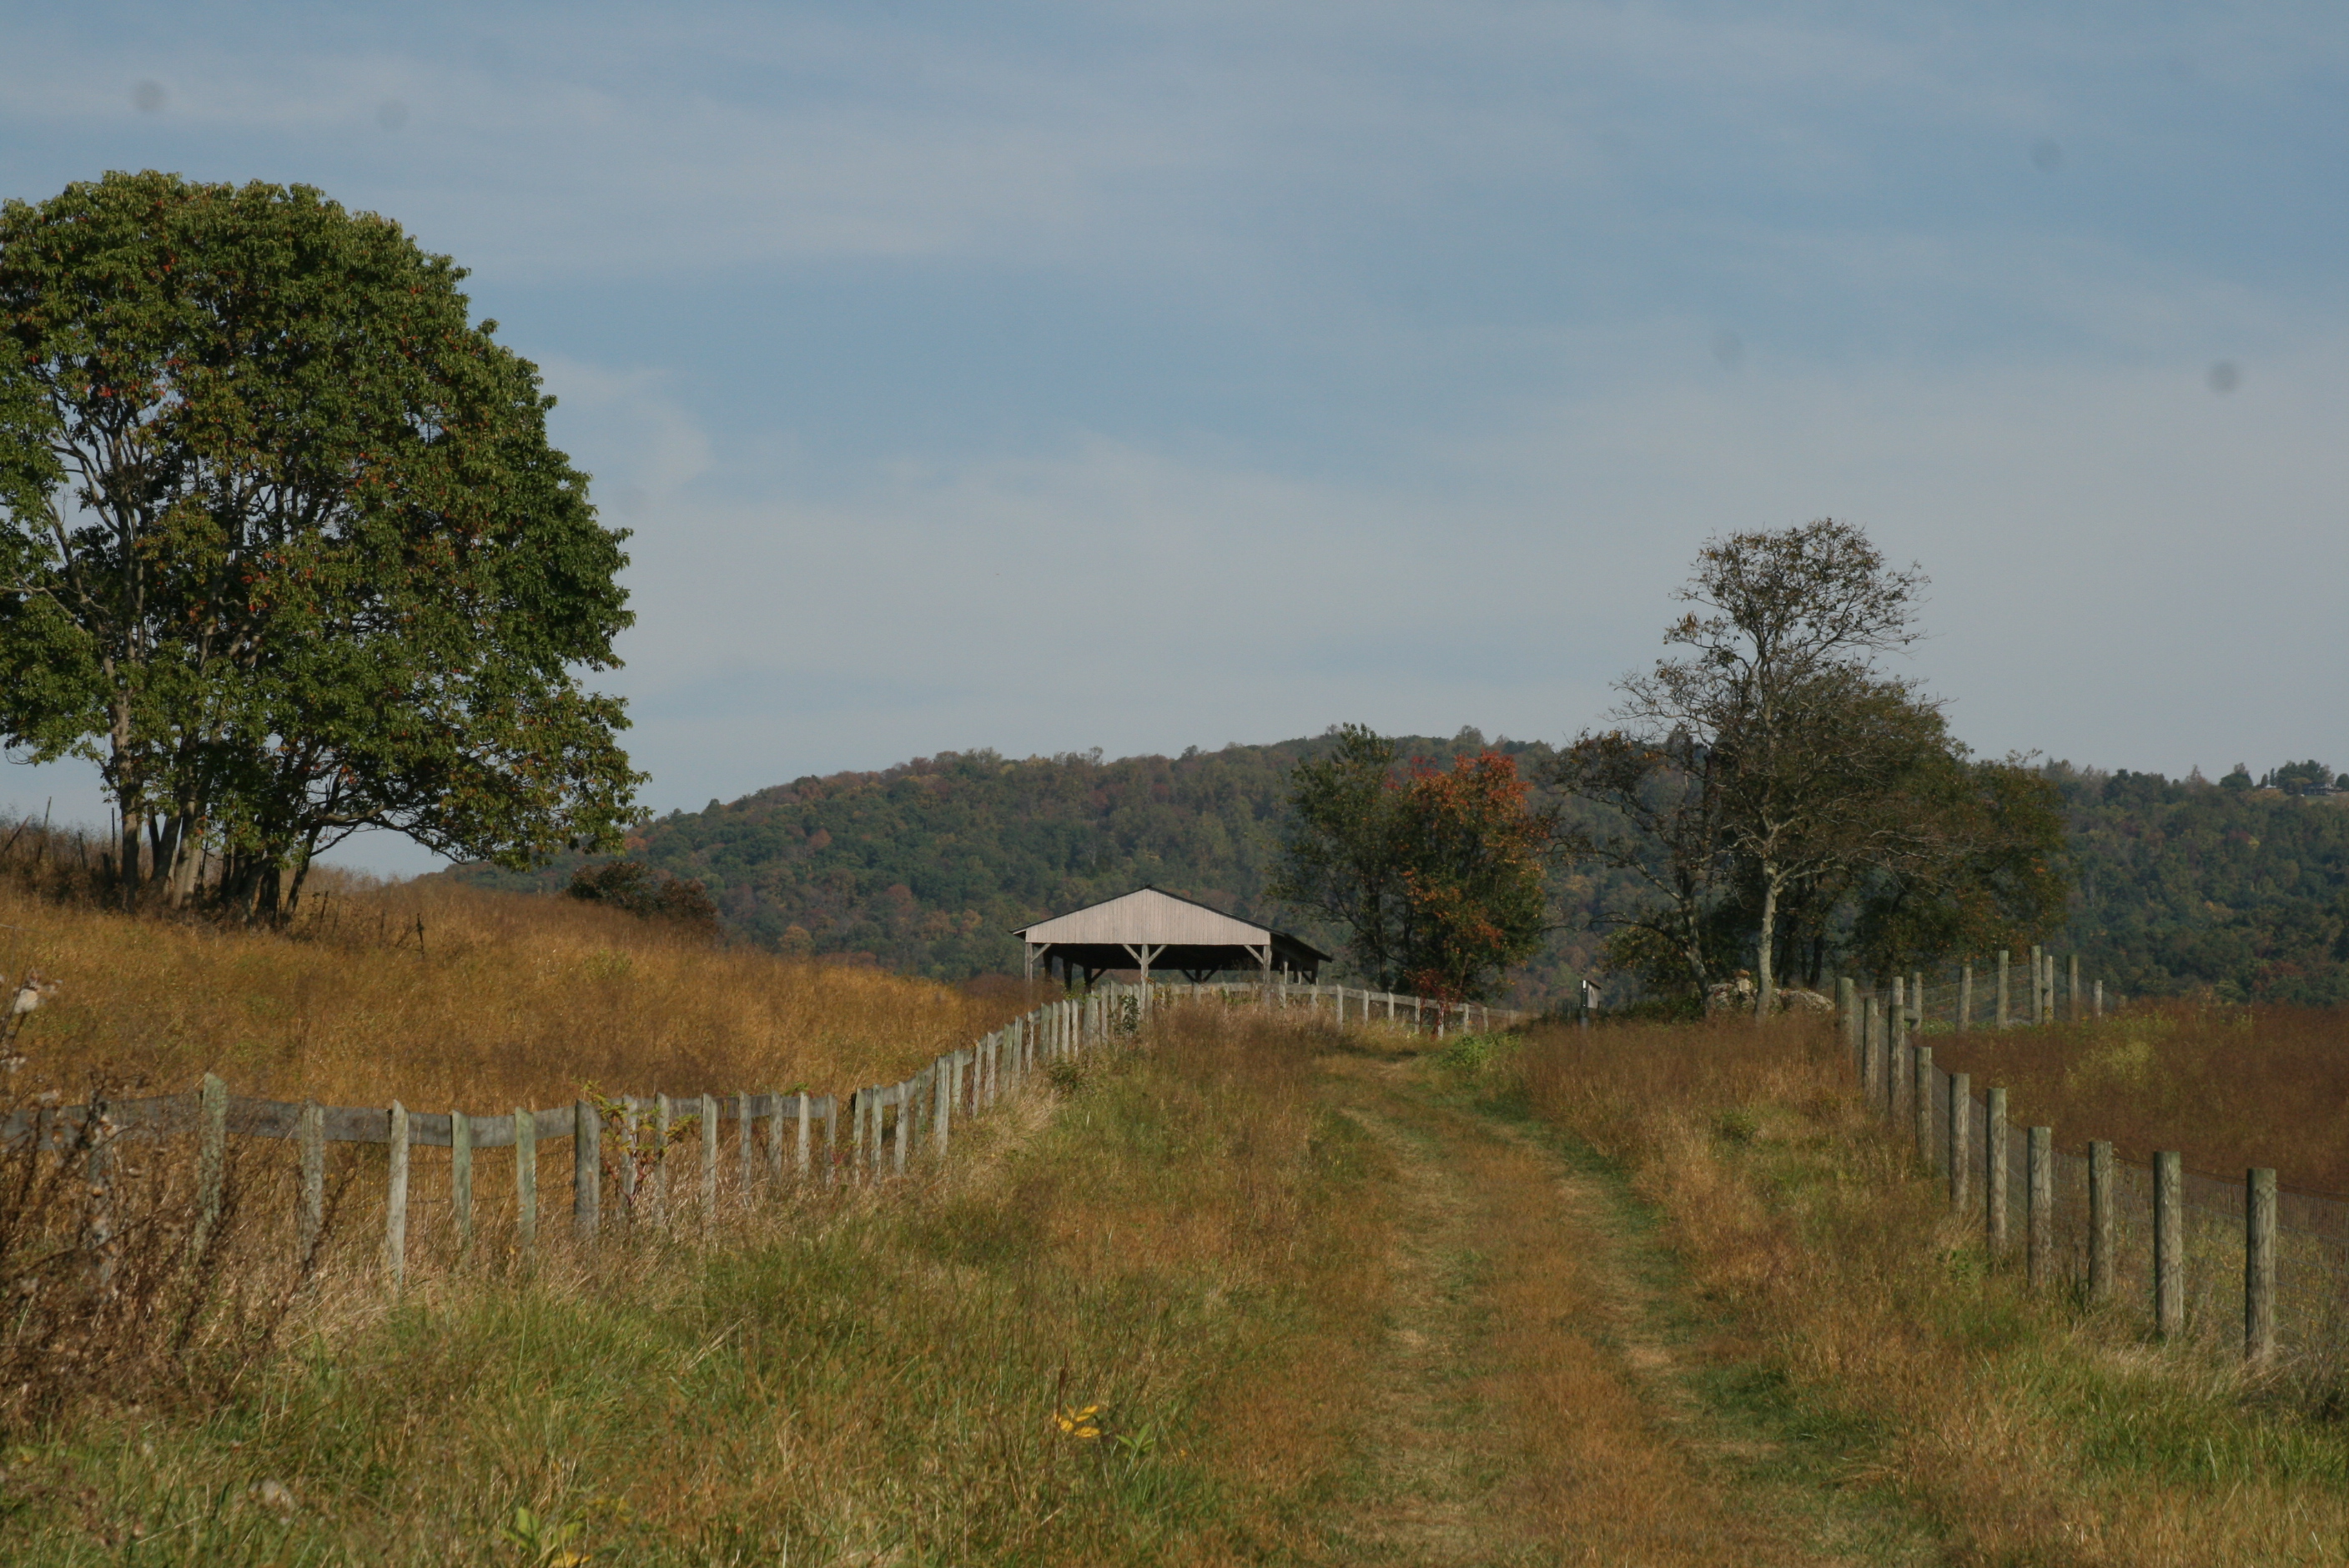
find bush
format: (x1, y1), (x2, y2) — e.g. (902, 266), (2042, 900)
(566, 860), (721, 939)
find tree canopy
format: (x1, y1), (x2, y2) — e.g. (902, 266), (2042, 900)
(1270, 725), (1552, 1001)
(1555, 522), (2068, 1010)
(0, 171), (641, 918)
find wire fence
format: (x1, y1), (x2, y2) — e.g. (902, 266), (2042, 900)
(1843, 966), (2345, 1373)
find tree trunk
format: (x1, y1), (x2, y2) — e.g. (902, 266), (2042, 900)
(1753, 866), (1780, 1020)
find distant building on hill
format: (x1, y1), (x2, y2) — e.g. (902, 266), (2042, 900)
(1013, 886), (1328, 988)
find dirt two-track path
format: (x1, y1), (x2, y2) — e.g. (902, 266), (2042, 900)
(1311, 1046), (1939, 1568)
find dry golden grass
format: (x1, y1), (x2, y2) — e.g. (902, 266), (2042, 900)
(0, 872), (1030, 1112)
(1, 1001), (1392, 1565)
(1517, 1016), (2349, 1566)
(1929, 999), (2349, 1194)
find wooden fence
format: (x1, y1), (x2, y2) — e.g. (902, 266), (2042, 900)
(5, 977), (1522, 1291)
(1839, 957), (2343, 1367)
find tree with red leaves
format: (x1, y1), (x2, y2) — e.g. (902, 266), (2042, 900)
(1274, 725), (1551, 1003)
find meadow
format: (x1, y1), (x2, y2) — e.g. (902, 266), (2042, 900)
(0, 823), (1024, 1113)
(1505, 1013), (2349, 1565)
(1923, 1001), (2349, 1195)
(10, 824), (2349, 1564)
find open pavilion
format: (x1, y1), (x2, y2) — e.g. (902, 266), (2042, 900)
(1012, 886), (1329, 990)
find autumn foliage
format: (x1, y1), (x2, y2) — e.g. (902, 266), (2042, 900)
(1275, 726), (1551, 1002)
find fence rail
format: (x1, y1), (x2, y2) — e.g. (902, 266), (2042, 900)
(8, 977), (1518, 1291)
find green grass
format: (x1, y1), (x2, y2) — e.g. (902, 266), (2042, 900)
(0, 1009), (1380, 1566)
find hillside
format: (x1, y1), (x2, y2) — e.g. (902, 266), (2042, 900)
(2055, 763), (2349, 1004)
(450, 741), (2349, 1007)
(452, 732), (1628, 1008)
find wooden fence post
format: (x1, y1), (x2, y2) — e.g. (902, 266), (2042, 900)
(516, 1107), (537, 1251)
(2154, 1150), (2183, 1338)
(575, 1098), (600, 1242)
(736, 1092), (754, 1199)
(822, 1094), (838, 1186)
(1862, 998), (1881, 1104)
(893, 1081), (912, 1179)
(2087, 1140), (2113, 1302)
(652, 1095), (672, 1217)
(1948, 1073), (1970, 1213)
(700, 1093), (719, 1218)
(933, 1058), (951, 1161)
(1985, 1088), (2009, 1255)
(1891, 975), (1906, 1058)
(616, 1098), (638, 1219)
(386, 1102), (410, 1290)
(2094, 980), (2104, 1019)
(2026, 1126), (2052, 1291)
(766, 1090), (786, 1185)
(1914, 1045), (1935, 1168)
(1958, 964), (1972, 1033)
(2246, 1167), (2276, 1364)
(797, 1094), (812, 1179)
(2069, 953), (2082, 1024)
(450, 1108), (473, 1254)
(2030, 946), (2044, 1024)
(84, 1103), (115, 1295)
(298, 1100), (325, 1267)
(194, 1072), (227, 1258)
(1996, 948), (2010, 1029)
(855, 1088), (873, 1188)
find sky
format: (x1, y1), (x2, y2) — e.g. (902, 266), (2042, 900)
(3, 1), (2345, 874)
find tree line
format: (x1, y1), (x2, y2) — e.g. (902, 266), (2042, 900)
(1279, 522), (2070, 1013)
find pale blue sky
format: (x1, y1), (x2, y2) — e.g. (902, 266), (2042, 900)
(4, 2), (2345, 871)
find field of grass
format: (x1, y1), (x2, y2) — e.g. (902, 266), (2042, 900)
(2, 1002), (1388, 1565)
(1507, 1014), (2349, 1565)
(13, 843), (2349, 1565)
(0, 851), (1026, 1113)
(1924, 1000), (2349, 1195)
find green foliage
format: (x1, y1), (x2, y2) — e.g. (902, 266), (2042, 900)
(1268, 724), (1407, 983)
(449, 733), (1626, 1006)
(0, 171), (641, 920)
(2054, 764), (2349, 1003)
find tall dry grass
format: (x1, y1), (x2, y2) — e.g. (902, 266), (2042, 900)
(1928, 1000), (2349, 1194)
(0, 1002), (1389, 1565)
(0, 868), (1030, 1113)
(1513, 1016), (2349, 1565)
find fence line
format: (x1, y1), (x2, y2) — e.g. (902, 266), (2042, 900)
(5, 977), (1521, 1291)
(1837, 957), (2336, 1368)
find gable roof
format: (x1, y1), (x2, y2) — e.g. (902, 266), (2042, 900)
(1012, 886), (1328, 960)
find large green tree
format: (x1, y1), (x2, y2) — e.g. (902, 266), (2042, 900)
(1560, 522), (2067, 1010)
(0, 171), (641, 918)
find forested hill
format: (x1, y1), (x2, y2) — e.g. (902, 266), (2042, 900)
(450, 731), (1617, 1004)
(2056, 764), (2349, 1005)
(447, 742), (2349, 1008)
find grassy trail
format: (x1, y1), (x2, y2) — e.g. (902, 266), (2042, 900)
(6, 1013), (1964, 1565)
(1314, 1041), (1939, 1565)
